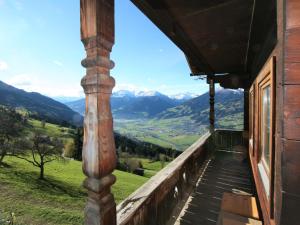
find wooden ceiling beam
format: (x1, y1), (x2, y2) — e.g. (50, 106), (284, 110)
(210, 73), (250, 89)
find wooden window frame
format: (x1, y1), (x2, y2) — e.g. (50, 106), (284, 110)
(249, 56), (276, 220)
(249, 85), (255, 157)
(258, 80), (272, 177)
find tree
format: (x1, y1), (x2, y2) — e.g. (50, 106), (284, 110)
(17, 132), (64, 179)
(73, 127), (83, 160)
(0, 107), (27, 164)
(41, 120), (46, 128)
(64, 139), (75, 158)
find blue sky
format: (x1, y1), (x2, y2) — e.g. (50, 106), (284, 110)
(0, 0), (208, 97)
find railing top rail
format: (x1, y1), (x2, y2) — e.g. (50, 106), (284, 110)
(214, 128), (244, 132)
(116, 131), (211, 224)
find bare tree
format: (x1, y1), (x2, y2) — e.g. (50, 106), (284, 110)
(16, 132), (64, 179)
(0, 107), (27, 164)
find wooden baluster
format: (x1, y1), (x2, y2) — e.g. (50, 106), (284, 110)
(80, 0), (117, 224)
(209, 76), (215, 132)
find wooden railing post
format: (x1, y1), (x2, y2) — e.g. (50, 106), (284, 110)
(80, 0), (116, 224)
(208, 76), (215, 132)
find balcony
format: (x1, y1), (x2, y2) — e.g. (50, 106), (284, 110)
(117, 129), (254, 225)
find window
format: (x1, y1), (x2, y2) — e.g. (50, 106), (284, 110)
(249, 56), (275, 218)
(261, 85), (271, 172)
(257, 62), (274, 199)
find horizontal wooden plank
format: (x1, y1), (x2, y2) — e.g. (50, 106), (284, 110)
(282, 140), (300, 195)
(218, 211), (262, 225)
(221, 193), (259, 220)
(286, 0), (300, 30)
(284, 62), (300, 84)
(285, 28), (300, 63)
(283, 85), (300, 140)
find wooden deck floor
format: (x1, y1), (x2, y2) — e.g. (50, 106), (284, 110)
(173, 150), (254, 225)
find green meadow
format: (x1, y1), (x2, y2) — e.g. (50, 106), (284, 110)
(0, 157), (148, 225)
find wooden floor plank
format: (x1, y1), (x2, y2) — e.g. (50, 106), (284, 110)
(173, 151), (254, 225)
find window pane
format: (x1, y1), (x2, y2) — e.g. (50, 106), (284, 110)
(261, 86), (270, 169)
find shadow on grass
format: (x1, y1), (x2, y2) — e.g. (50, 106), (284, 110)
(0, 162), (13, 168)
(0, 165), (86, 199)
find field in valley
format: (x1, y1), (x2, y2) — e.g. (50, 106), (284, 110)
(114, 117), (208, 151)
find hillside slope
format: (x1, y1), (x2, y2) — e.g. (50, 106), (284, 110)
(156, 89), (244, 128)
(0, 81), (83, 126)
(0, 156), (148, 225)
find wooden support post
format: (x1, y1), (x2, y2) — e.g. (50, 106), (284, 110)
(244, 88), (249, 131)
(80, 0), (117, 224)
(209, 76), (215, 132)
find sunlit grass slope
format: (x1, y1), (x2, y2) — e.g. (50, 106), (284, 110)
(0, 157), (148, 225)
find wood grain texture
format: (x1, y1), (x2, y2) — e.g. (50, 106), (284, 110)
(280, 192), (300, 225)
(283, 85), (300, 140)
(282, 140), (300, 195)
(284, 62), (300, 84)
(280, 1), (300, 225)
(285, 28), (300, 63)
(80, 1), (117, 224)
(221, 193), (259, 220)
(286, 0), (300, 30)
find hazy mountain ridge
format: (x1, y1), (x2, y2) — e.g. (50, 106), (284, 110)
(0, 81), (83, 126)
(156, 89), (244, 124)
(66, 89), (244, 127)
(66, 90), (186, 118)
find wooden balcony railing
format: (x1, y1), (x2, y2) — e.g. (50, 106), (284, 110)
(116, 132), (211, 225)
(214, 129), (246, 152)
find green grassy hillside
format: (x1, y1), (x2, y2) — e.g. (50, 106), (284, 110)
(0, 81), (83, 127)
(0, 157), (148, 225)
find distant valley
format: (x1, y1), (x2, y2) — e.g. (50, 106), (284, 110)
(67, 89), (244, 150)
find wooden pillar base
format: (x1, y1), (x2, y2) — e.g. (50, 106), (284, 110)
(84, 175), (116, 225)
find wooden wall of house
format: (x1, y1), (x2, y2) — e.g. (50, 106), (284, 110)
(247, 1), (300, 225)
(278, 0), (300, 224)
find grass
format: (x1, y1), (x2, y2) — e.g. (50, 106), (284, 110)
(135, 158), (167, 178)
(0, 156), (148, 225)
(27, 119), (73, 142)
(114, 118), (206, 150)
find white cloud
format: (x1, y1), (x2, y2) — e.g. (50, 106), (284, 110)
(0, 60), (8, 71)
(114, 83), (149, 93)
(4, 74), (84, 98)
(53, 60), (63, 67)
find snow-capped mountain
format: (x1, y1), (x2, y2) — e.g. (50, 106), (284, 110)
(112, 90), (199, 100)
(112, 90), (136, 98)
(134, 90), (165, 97)
(112, 90), (166, 98)
(170, 92), (199, 100)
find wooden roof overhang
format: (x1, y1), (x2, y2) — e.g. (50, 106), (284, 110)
(130, 0), (277, 89)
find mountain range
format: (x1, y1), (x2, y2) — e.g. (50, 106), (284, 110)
(66, 90), (198, 118)
(156, 89), (244, 125)
(66, 89), (243, 126)
(0, 81), (83, 126)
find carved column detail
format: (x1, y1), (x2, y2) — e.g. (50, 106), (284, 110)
(80, 0), (116, 225)
(209, 76), (215, 132)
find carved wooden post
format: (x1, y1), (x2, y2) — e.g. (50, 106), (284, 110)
(80, 0), (117, 224)
(208, 76), (215, 132)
